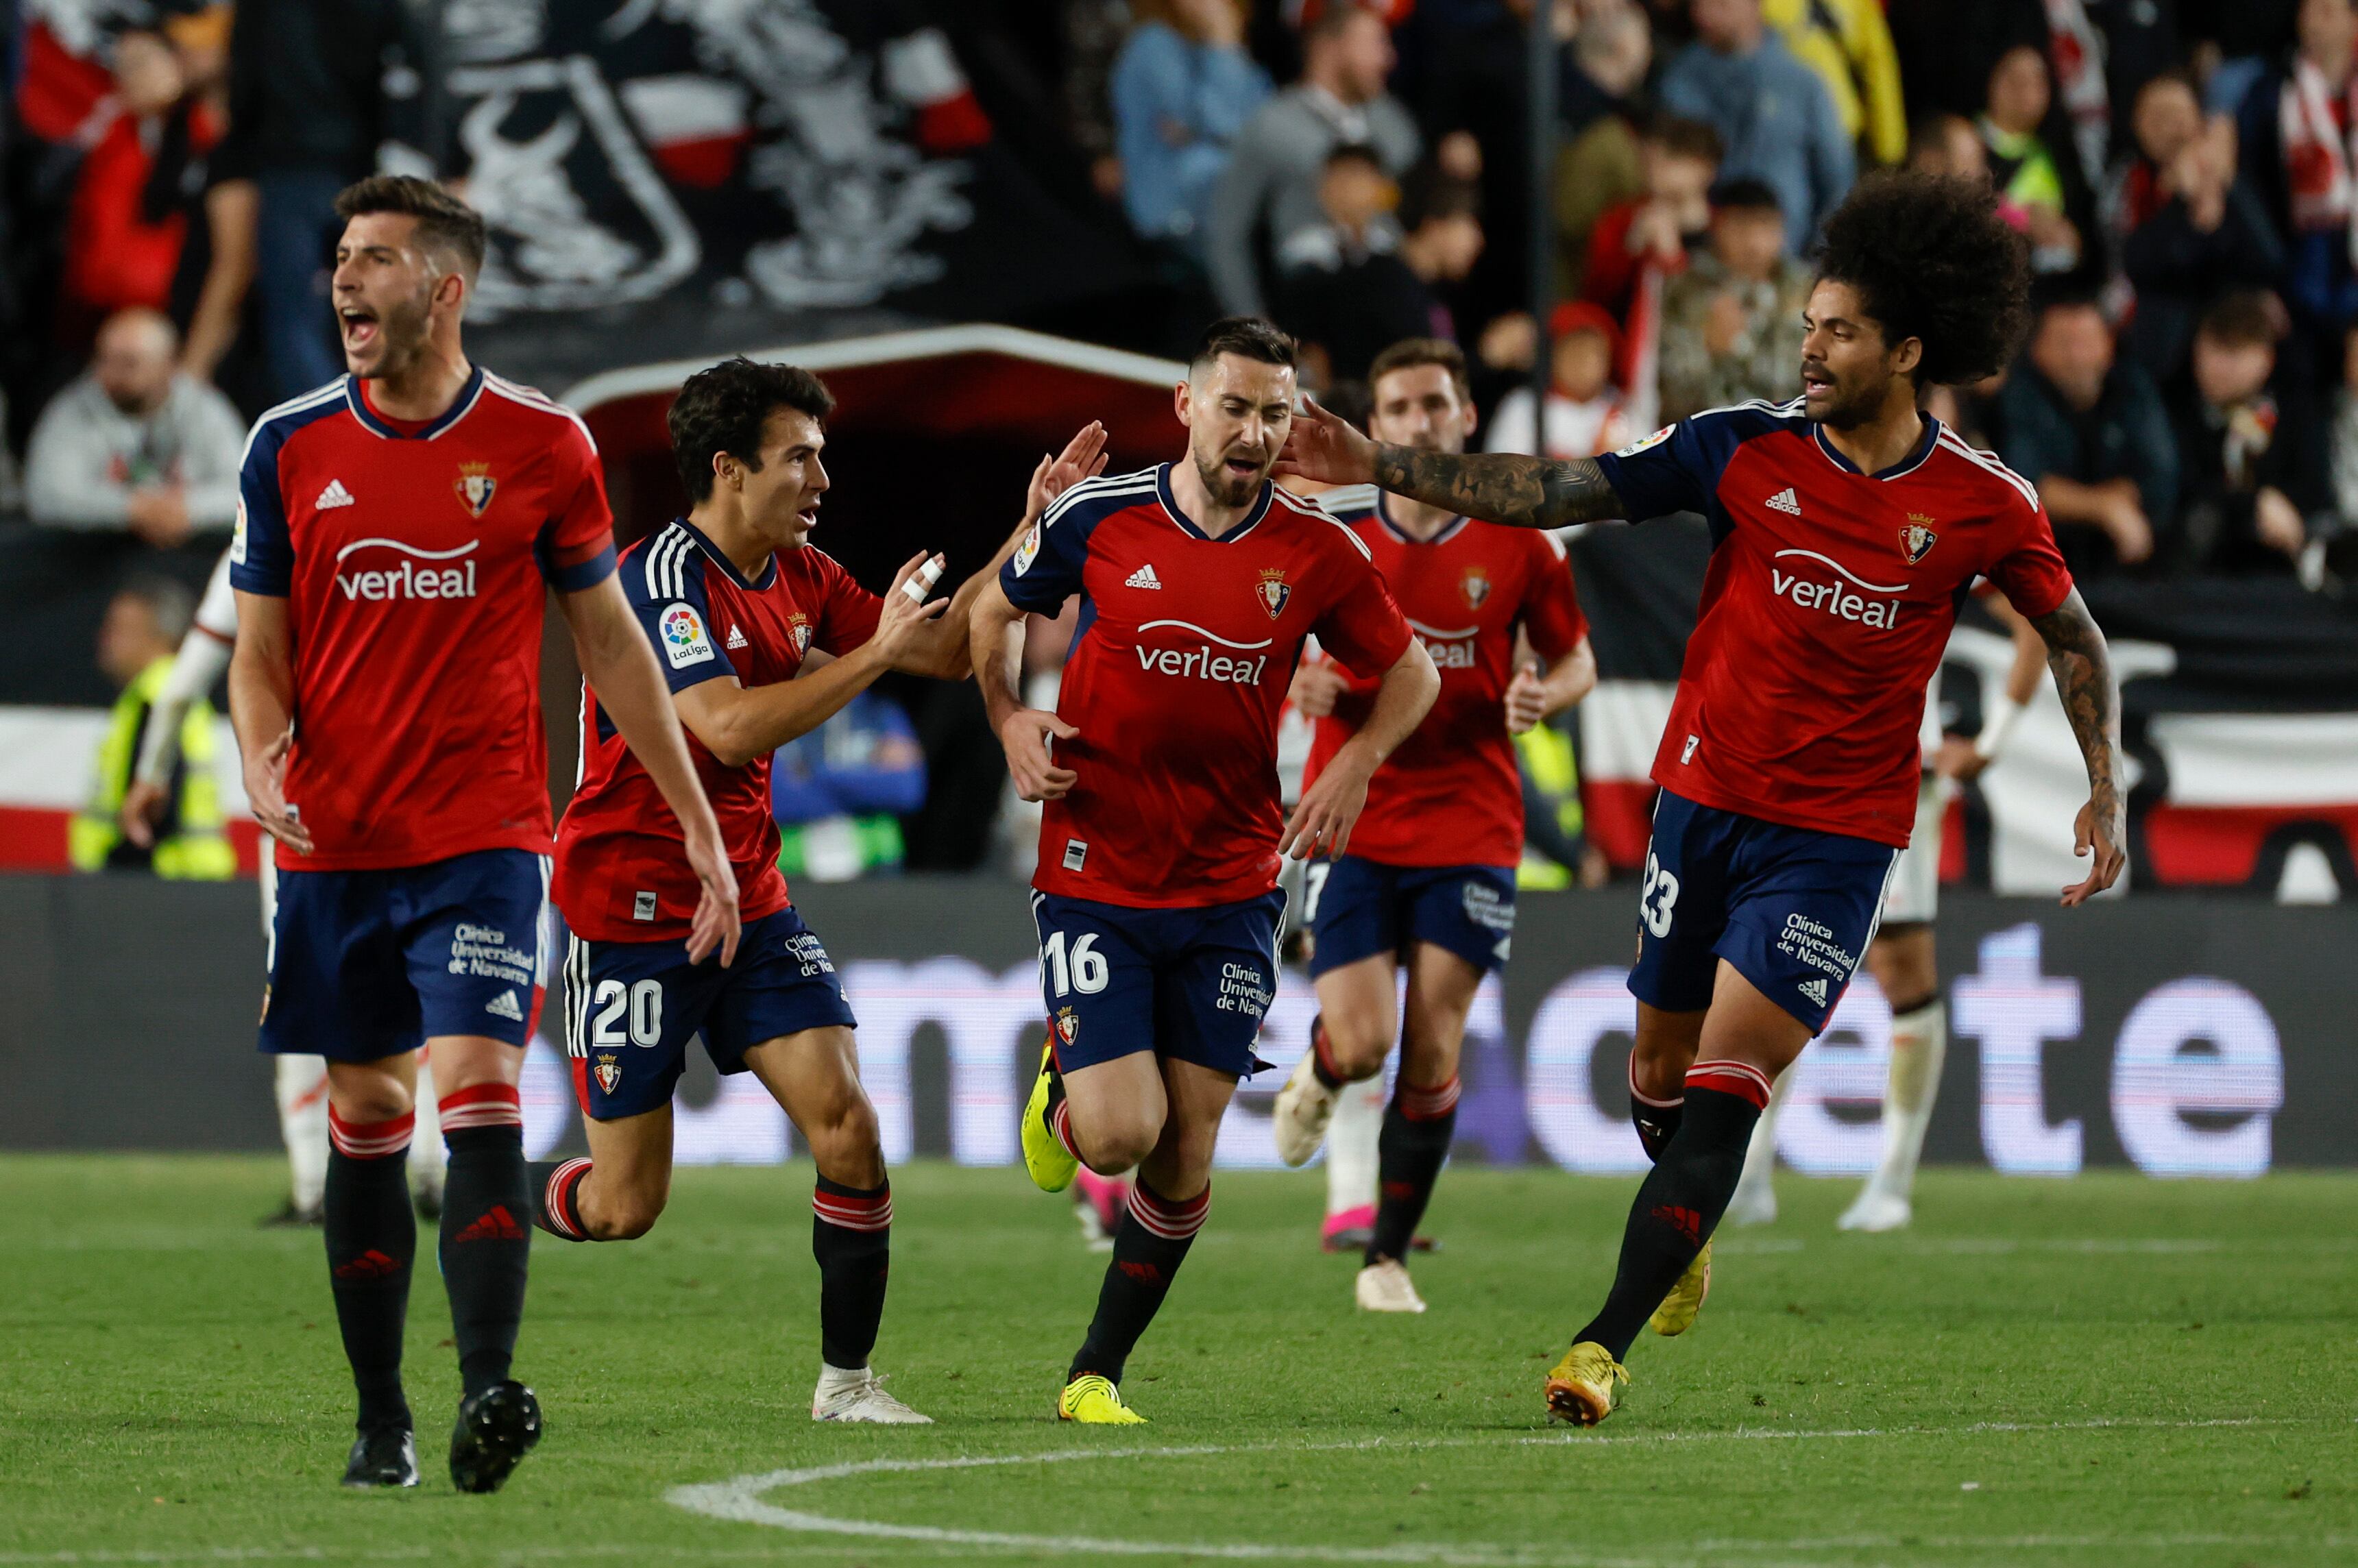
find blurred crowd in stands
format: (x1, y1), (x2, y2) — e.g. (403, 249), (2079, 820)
(12, 0), (2358, 884)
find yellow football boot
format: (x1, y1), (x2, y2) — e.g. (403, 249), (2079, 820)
(1057, 1373), (1146, 1424)
(1648, 1239), (1711, 1336)
(1021, 1043), (1078, 1193)
(1543, 1342), (1628, 1428)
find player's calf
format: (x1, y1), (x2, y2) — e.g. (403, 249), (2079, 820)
(323, 1099), (419, 1471)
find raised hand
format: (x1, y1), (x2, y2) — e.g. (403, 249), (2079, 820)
(1274, 397), (1378, 486)
(869, 551), (951, 670)
(1027, 421), (1110, 522)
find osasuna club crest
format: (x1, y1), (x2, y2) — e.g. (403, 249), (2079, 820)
(1056, 1007), (1079, 1044)
(1461, 566), (1492, 609)
(1255, 568), (1291, 620)
(1899, 515), (1938, 565)
(788, 612), (814, 655)
(455, 462), (497, 518)
(594, 1053), (622, 1094)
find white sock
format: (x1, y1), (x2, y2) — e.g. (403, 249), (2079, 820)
(407, 1055), (446, 1199)
(1871, 1000), (1946, 1199)
(1324, 1075), (1386, 1219)
(276, 1054), (330, 1212)
(1734, 1070), (1791, 1196)
(816, 1362), (871, 1393)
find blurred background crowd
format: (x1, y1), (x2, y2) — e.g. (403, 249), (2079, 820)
(5, 0), (2357, 896)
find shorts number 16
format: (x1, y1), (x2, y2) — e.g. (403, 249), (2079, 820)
(1043, 930), (1110, 996)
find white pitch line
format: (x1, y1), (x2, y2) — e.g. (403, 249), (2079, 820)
(665, 1417), (2307, 1564)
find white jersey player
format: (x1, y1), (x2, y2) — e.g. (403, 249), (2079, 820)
(121, 549), (446, 1223)
(1727, 597), (2046, 1230)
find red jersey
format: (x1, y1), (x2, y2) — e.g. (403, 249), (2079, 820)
(228, 367), (617, 870)
(1001, 465), (1413, 907)
(1302, 489), (1588, 868)
(1593, 398), (2074, 847)
(555, 519), (882, 942)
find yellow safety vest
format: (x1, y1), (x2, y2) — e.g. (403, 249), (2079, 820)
(69, 656), (236, 879)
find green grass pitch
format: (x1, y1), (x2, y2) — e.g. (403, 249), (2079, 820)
(2, 1155), (2352, 1567)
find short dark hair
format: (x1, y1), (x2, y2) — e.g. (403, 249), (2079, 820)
(1399, 163), (1481, 230)
(1646, 113), (1724, 166)
(1191, 317), (1298, 377)
(114, 573), (193, 644)
(1368, 336), (1472, 403)
(1323, 141), (1387, 175)
(668, 357), (837, 504)
(333, 175), (487, 280)
(2197, 289), (2278, 349)
(1710, 177), (1783, 215)
(1302, 2), (1375, 46)
(1814, 170), (2031, 386)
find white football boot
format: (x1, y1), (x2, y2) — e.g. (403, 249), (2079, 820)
(1273, 1049), (1338, 1168)
(812, 1366), (933, 1423)
(1354, 1258), (1427, 1314)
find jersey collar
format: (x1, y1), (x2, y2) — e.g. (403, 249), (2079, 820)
(1811, 413), (1942, 481)
(675, 516), (779, 591)
(1375, 491), (1468, 545)
(1154, 461), (1276, 543)
(345, 364), (487, 441)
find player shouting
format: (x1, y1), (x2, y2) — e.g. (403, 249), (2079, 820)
(971, 319), (1438, 1425)
(535, 358), (1105, 1425)
(229, 177), (738, 1491)
(1278, 172), (2124, 1425)
(1269, 338), (1595, 1314)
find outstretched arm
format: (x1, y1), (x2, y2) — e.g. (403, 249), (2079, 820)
(1277, 398), (1629, 530)
(2024, 587), (2125, 907)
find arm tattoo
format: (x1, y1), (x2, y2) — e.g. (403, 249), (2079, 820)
(2029, 589), (2121, 819)
(1371, 447), (1627, 530)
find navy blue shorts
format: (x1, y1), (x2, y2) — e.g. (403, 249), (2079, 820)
(1627, 789), (1899, 1035)
(1303, 855), (1516, 979)
(263, 848), (548, 1062)
(561, 904), (858, 1121)
(1029, 889), (1285, 1079)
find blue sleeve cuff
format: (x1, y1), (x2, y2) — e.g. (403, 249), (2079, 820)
(228, 560), (290, 596)
(544, 542), (617, 593)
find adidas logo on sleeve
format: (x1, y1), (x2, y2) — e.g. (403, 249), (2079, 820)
(315, 479), (356, 510)
(1124, 563), (1162, 589)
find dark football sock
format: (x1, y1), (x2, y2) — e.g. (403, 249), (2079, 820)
(1575, 1064), (1771, 1360)
(1628, 1053), (1685, 1163)
(1309, 1016), (1348, 1091)
(324, 1107), (417, 1434)
(437, 1086), (530, 1399)
(1069, 1177), (1208, 1384)
(1368, 1076), (1459, 1265)
(812, 1176), (892, 1370)
(528, 1158), (594, 1242)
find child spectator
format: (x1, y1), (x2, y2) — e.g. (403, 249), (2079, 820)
(1281, 154), (1483, 383)
(1484, 302), (1632, 461)
(1657, 178), (1810, 419)
(2167, 291), (2333, 576)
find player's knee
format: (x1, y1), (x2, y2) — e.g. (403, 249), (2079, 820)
(1322, 1011), (1391, 1079)
(587, 1186), (667, 1241)
(805, 1095), (886, 1186)
(1078, 1118), (1157, 1175)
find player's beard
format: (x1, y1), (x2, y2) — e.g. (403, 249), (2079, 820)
(1193, 447), (1268, 509)
(1807, 369), (1883, 431)
(353, 286), (435, 381)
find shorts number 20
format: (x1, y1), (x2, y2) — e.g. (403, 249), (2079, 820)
(592, 978), (663, 1047)
(1640, 850), (1680, 939)
(1042, 929), (1110, 996)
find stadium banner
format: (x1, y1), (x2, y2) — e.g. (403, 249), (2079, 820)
(2, 875), (2349, 1176)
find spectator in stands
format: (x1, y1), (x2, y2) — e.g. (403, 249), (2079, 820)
(2237, 0), (2358, 347)
(1485, 301), (1632, 458)
(62, 29), (222, 329)
(1553, 3), (1656, 293)
(2167, 291), (2334, 575)
(1658, 0), (1855, 255)
(1981, 45), (2090, 276)
(1579, 116), (1721, 321)
(1998, 293), (2179, 575)
(1908, 112), (1991, 181)
(771, 690), (928, 882)
(1065, 0), (1134, 201)
(1204, 5), (1419, 318)
(217, 0), (438, 401)
(1282, 156), (1484, 384)
(2117, 76), (2284, 380)
(1657, 178), (1810, 419)
(1764, 0), (1909, 167)
(25, 308), (244, 546)
(72, 576), (234, 880)
(1108, 0), (1271, 258)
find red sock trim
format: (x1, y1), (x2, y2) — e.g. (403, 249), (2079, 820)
(543, 1157), (593, 1240)
(327, 1107), (413, 1160)
(1686, 1059), (1773, 1109)
(1395, 1075), (1461, 1121)
(1628, 1055), (1684, 1110)
(438, 1081), (522, 1131)
(1050, 1099), (1081, 1160)
(813, 1184), (893, 1233)
(1128, 1179), (1210, 1242)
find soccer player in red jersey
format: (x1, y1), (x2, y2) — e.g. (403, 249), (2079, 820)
(538, 358), (1104, 1425)
(1267, 338), (1596, 1314)
(1280, 173), (2126, 1424)
(969, 318), (1439, 1425)
(228, 178), (739, 1491)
